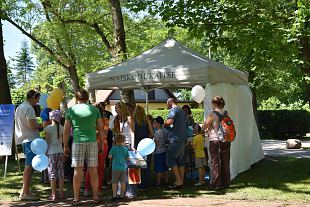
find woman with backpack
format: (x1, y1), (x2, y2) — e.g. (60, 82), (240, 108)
(202, 96), (231, 190)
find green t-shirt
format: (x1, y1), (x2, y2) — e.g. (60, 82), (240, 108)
(65, 103), (100, 143)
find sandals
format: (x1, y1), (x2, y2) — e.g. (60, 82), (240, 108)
(72, 199), (80, 206)
(59, 192), (65, 199)
(72, 198), (101, 205)
(170, 184), (184, 189)
(93, 198), (102, 204)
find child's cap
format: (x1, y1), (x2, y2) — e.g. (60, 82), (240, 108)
(154, 116), (164, 125)
(49, 110), (62, 122)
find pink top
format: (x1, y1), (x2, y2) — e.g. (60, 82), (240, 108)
(207, 109), (225, 141)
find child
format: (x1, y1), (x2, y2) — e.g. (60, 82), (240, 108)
(108, 133), (129, 201)
(153, 116), (168, 187)
(44, 110), (65, 200)
(192, 123), (206, 186)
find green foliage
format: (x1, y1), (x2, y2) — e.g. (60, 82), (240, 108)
(126, 0), (308, 103)
(6, 60), (16, 89)
(257, 110), (310, 139)
(149, 108), (310, 140)
(10, 87), (26, 105)
(173, 89), (192, 101)
(259, 97), (309, 111)
(12, 41), (35, 86)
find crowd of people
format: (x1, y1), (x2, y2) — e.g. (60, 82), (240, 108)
(14, 89), (231, 205)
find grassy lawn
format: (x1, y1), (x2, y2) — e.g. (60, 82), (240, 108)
(0, 156), (309, 203)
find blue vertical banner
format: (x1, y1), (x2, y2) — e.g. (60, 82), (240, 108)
(0, 104), (15, 156)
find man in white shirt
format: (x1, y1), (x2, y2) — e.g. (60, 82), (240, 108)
(15, 90), (43, 200)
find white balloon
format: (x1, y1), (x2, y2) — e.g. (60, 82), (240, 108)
(191, 85), (205, 103)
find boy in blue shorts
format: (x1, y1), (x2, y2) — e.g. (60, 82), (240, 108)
(153, 116), (169, 187)
(108, 134), (129, 200)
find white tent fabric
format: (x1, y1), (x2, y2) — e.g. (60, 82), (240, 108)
(86, 39), (248, 90)
(86, 38), (264, 179)
(204, 83), (264, 179)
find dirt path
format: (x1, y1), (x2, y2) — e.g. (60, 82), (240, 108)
(1, 197), (309, 207)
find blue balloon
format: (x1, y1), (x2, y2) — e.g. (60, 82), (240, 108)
(32, 154), (48, 172)
(30, 138), (48, 155)
(39, 94), (48, 108)
(137, 138), (155, 156)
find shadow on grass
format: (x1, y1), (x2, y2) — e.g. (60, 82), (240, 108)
(1, 156), (310, 206)
(229, 156), (310, 195)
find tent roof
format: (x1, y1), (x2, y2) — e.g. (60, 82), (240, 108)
(86, 38), (248, 90)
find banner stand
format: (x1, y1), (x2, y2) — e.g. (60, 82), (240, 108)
(3, 156), (8, 178)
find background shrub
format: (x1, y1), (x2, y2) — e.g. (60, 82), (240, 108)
(149, 109), (205, 124)
(257, 110), (310, 139)
(149, 109), (310, 140)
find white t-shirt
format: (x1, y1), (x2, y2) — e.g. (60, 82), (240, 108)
(120, 120), (133, 146)
(15, 101), (40, 145)
(44, 123), (64, 155)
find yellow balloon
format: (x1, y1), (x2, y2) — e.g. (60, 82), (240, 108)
(50, 88), (64, 101)
(46, 95), (61, 110)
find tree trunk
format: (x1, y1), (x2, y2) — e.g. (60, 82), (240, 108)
(109, 0), (135, 106)
(298, 35), (310, 107)
(109, 0), (127, 61)
(0, 19), (12, 104)
(67, 65), (80, 93)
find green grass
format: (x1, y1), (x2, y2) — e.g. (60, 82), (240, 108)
(0, 157), (309, 203)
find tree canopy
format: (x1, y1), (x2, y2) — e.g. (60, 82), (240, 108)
(2, 0), (309, 107)
(127, 0), (310, 104)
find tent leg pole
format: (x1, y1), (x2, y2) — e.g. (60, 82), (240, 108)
(146, 89), (149, 114)
(4, 156), (8, 178)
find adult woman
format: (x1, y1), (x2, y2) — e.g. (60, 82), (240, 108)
(113, 102), (136, 197)
(113, 102), (135, 150)
(133, 105), (154, 190)
(202, 96), (231, 190)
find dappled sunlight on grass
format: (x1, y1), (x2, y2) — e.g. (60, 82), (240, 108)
(0, 157), (310, 203)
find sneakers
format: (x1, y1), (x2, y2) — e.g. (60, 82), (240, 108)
(58, 192), (65, 199)
(19, 194), (39, 201)
(49, 194), (56, 201)
(84, 190), (89, 197)
(195, 182), (204, 186)
(110, 196), (118, 201)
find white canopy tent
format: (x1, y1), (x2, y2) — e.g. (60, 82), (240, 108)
(86, 38), (264, 179)
(86, 39), (248, 90)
